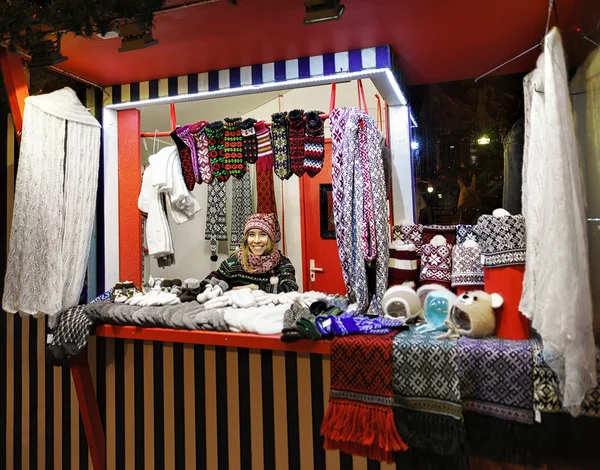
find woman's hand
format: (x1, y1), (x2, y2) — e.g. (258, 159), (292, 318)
(232, 284), (259, 291)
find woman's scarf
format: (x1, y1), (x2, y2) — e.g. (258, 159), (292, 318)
(237, 248), (281, 274)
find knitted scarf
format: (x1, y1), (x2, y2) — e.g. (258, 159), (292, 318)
(272, 112), (291, 180)
(205, 121), (227, 182)
(288, 109), (305, 177)
(230, 171), (253, 251)
(475, 214), (526, 268)
(237, 247), (281, 274)
(330, 108), (389, 315)
(256, 169), (278, 214)
(205, 180), (228, 259)
(2, 87), (101, 327)
(321, 333), (407, 462)
(239, 118), (258, 163)
(224, 117), (245, 179)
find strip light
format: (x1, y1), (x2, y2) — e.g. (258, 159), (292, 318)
(105, 67), (409, 110)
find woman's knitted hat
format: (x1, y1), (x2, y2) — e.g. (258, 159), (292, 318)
(244, 213), (281, 243)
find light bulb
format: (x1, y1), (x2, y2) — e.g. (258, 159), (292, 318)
(427, 186), (434, 193)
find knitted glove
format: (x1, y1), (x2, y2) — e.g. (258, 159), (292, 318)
(303, 111), (325, 177)
(205, 121), (227, 182)
(287, 109), (305, 177)
(271, 112), (291, 180)
(223, 117), (246, 179)
(239, 118), (258, 163)
(255, 120), (274, 172)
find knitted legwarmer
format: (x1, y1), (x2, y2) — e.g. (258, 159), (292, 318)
(271, 112), (291, 180)
(170, 130), (196, 191)
(288, 109), (306, 177)
(239, 118), (258, 164)
(205, 121), (227, 182)
(255, 120), (274, 172)
(224, 117), (245, 179)
(303, 111), (325, 177)
(190, 121), (211, 184)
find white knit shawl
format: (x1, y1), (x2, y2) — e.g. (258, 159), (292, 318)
(3, 87), (101, 327)
(520, 28), (596, 411)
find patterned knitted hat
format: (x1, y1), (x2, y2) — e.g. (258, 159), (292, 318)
(244, 213), (281, 243)
(451, 241), (484, 287)
(456, 224), (478, 245)
(392, 224), (423, 256)
(475, 214), (526, 267)
(420, 236), (453, 285)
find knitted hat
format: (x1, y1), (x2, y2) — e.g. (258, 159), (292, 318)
(420, 236), (453, 285)
(456, 224), (478, 245)
(475, 214), (526, 267)
(392, 223), (424, 256)
(244, 213), (281, 243)
(451, 241), (484, 287)
(388, 241), (418, 286)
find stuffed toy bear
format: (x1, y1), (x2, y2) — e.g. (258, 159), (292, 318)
(437, 290), (504, 339)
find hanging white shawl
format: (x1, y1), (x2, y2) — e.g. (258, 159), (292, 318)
(520, 28), (597, 410)
(2, 87), (101, 326)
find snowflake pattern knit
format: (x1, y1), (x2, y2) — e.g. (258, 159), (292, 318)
(239, 118), (258, 163)
(271, 112), (291, 180)
(224, 117), (245, 179)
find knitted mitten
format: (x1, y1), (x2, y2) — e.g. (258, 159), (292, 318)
(46, 305), (94, 366)
(190, 121), (212, 184)
(288, 109), (306, 177)
(296, 314), (323, 340)
(180, 278), (203, 302)
(271, 112), (291, 180)
(170, 129), (196, 191)
(205, 121), (227, 182)
(255, 120), (274, 172)
(223, 117), (245, 179)
(303, 111), (325, 177)
(281, 304), (312, 342)
(239, 118), (258, 163)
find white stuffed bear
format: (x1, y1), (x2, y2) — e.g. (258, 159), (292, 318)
(437, 290), (504, 339)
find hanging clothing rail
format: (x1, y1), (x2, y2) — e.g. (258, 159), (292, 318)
(140, 112), (330, 138)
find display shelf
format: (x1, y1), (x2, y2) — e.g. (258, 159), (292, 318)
(94, 324), (332, 354)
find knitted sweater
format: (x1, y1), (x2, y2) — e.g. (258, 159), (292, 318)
(204, 251), (298, 293)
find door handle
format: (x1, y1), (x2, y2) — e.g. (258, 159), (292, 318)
(309, 259), (323, 282)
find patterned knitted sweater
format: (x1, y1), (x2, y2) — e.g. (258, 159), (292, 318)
(204, 251), (298, 293)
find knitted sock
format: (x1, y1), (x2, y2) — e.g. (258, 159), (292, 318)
(303, 111), (325, 177)
(223, 117), (245, 179)
(170, 130), (196, 191)
(271, 112), (291, 180)
(288, 109), (306, 177)
(255, 120), (274, 172)
(205, 121), (227, 182)
(239, 118), (258, 164)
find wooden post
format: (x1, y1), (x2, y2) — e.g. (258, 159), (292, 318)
(0, 49), (29, 141)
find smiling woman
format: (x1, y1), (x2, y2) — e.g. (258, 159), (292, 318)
(201, 213), (299, 294)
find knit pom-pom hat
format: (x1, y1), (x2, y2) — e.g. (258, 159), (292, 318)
(244, 213), (281, 243)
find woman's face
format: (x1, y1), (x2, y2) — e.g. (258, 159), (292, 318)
(247, 229), (270, 256)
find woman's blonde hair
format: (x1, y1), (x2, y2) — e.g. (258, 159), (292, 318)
(239, 231), (275, 273)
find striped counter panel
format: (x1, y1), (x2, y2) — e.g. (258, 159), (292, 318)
(103, 45), (403, 106)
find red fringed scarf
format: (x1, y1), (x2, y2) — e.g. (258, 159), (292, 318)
(321, 332), (408, 462)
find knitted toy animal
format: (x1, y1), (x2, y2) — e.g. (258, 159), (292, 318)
(437, 290), (503, 339)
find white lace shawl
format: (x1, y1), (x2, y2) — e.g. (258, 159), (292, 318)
(520, 28), (597, 411)
(3, 87), (101, 327)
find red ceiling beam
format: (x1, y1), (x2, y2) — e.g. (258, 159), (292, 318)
(0, 48), (29, 142)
